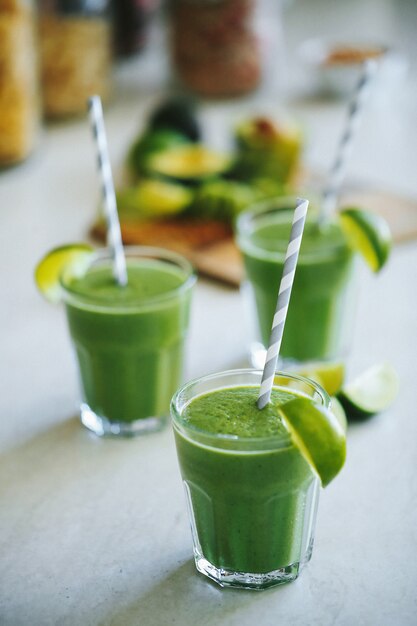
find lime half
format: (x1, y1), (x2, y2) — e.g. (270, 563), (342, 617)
(280, 397), (346, 487)
(35, 243), (94, 303)
(339, 207), (391, 272)
(296, 361), (345, 396)
(337, 362), (399, 420)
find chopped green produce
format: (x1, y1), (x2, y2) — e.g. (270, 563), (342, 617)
(116, 179), (194, 219)
(147, 144), (232, 186)
(121, 107), (303, 224)
(233, 117), (302, 183)
(128, 129), (190, 177)
(249, 177), (289, 199)
(190, 180), (258, 220)
(148, 96), (201, 142)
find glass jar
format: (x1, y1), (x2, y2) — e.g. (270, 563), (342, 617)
(170, 0), (261, 97)
(113, 0), (160, 57)
(0, 0), (39, 166)
(38, 0), (112, 118)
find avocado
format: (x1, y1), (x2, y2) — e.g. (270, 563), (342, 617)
(128, 129), (190, 177)
(191, 180), (258, 220)
(146, 144), (232, 186)
(148, 97), (201, 142)
(116, 179), (193, 219)
(233, 117), (302, 184)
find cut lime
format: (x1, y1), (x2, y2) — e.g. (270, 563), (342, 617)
(296, 361), (345, 396)
(339, 207), (391, 272)
(280, 397), (346, 487)
(337, 362), (399, 420)
(35, 243), (94, 303)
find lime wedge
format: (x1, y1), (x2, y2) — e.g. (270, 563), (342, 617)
(339, 207), (391, 272)
(296, 361), (345, 396)
(337, 362), (399, 420)
(35, 243), (94, 303)
(280, 397), (346, 487)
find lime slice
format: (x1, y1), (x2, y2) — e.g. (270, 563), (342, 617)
(296, 361), (345, 396)
(35, 243), (94, 303)
(339, 207), (391, 272)
(337, 362), (399, 420)
(280, 397), (346, 487)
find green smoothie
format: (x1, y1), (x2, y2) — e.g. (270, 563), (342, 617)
(62, 248), (195, 435)
(237, 204), (357, 362)
(172, 376), (323, 586)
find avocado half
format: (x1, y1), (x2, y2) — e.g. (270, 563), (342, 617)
(146, 144), (233, 186)
(117, 179), (193, 219)
(128, 129), (190, 177)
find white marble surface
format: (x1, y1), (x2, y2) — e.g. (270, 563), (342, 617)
(1, 1), (417, 624)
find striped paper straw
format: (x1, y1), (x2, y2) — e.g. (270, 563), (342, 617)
(87, 96), (128, 286)
(257, 198), (309, 410)
(319, 59), (378, 224)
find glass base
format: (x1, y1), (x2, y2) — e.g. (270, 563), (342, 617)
(194, 541), (313, 590)
(80, 403), (167, 437)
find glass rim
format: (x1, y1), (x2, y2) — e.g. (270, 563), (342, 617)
(60, 245), (196, 311)
(236, 196), (349, 261)
(171, 368), (330, 448)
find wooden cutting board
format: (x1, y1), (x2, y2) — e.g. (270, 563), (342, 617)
(91, 186), (417, 288)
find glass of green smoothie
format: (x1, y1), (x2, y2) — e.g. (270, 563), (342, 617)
(236, 197), (358, 366)
(171, 369), (334, 590)
(60, 246), (196, 437)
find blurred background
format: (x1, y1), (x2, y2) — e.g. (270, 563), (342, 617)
(0, 0), (415, 167)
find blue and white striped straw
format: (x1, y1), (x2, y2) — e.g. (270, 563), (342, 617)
(87, 95), (128, 287)
(257, 197), (309, 410)
(320, 59), (378, 224)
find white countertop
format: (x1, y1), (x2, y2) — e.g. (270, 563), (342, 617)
(1, 1), (417, 624)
